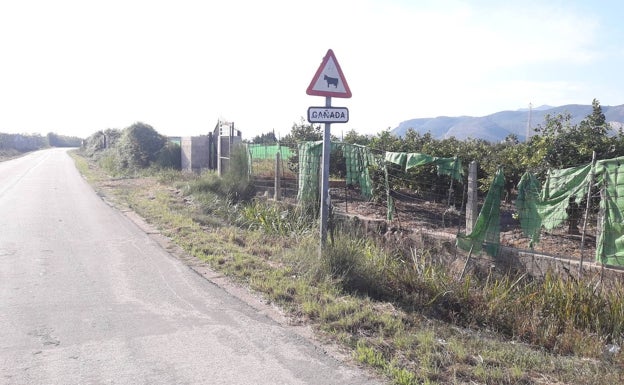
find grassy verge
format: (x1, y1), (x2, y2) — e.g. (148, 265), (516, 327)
(70, 150), (624, 385)
(0, 149), (31, 162)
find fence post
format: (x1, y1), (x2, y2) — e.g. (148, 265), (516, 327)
(598, 180), (606, 288)
(446, 157), (457, 207)
(466, 161), (478, 233)
(579, 151), (596, 279)
(274, 151), (281, 201)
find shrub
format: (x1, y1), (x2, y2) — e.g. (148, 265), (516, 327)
(221, 144), (255, 202)
(240, 200), (314, 236)
(116, 122), (166, 170)
(97, 148), (122, 175)
(154, 141), (181, 170)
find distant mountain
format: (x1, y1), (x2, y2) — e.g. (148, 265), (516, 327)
(516, 104), (553, 112)
(392, 104), (624, 142)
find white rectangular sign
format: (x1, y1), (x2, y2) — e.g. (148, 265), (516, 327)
(307, 107), (349, 124)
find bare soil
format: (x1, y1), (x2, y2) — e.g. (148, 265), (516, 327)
(326, 183), (597, 262)
(253, 175), (596, 261)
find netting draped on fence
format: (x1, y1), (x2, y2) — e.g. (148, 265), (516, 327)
(297, 141), (323, 203)
(511, 156), (624, 266)
(296, 143), (464, 209)
(516, 164), (592, 247)
(458, 163), (596, 260)
(385, 152), (464, 181)
(247, 144), (293, 160)
(297, 141), (377, 203)
(596, 157), (624, 266)
(539, 164), (591, 230)
(457, 168), (505, 256)
(516, 171), (543, 247)
(249, 138), (624, 267)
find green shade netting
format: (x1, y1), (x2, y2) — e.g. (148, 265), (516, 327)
(384, 152), (407, 167)
(297, 141), (377, 203)
(513, 158), (624, 267)
(297, 141), (323, 203)
(595, 157), (624, 266)
(538, 164), (591, 230)
(514, 164), (590, 250)
(338, 143), (376, 198)
(406, 153), (435, 169)
(433, 157), (464, 181)
(298, 145), (463, 223)
(247, 144), (293, 160)
(516, 171), (542, 247)
(385, 152), (463, 181)
(457, 168), (505, 256)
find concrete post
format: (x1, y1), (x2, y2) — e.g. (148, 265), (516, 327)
(466, 161), (478, 233)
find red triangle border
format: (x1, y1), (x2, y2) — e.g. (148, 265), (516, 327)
(306, 49), (352, 98)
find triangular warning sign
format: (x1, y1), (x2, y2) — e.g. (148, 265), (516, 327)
(306, 49), (352, 98)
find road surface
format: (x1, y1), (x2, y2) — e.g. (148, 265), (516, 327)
(0, 149), (382, 385)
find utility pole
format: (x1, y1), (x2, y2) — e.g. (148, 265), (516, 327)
(526, 102), (533, 141)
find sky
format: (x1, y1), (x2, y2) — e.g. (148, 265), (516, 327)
(1, 0), (623, 141)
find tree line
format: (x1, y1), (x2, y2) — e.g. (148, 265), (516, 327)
(76, 98), (619, 201)
(252, 99), (618, 201)
(0, 132), (82, 153)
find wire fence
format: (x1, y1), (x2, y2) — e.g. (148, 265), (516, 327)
(247, 142), (624, 269)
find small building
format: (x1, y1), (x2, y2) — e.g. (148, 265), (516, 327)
(181, 135), (211, 173)
(181, 120), (242, 174)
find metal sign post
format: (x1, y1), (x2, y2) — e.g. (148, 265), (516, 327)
(320, 96), (332, 246)
(306, 49), (352, 251)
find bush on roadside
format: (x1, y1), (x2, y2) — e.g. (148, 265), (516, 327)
(154, 141), (181, 170)
(117, 122), (167, 170)
(98, 148), (123, 176)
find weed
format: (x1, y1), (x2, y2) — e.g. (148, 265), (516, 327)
(239, 200), (314, 236)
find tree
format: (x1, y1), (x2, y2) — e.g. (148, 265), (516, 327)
(47, 132), (60, 147)
(154, 141), (181, 169)
(117, 122), (166, 169)
(481, 138), (529, 201)
(251, 131), (277, 144)
(531, 112), (579, 169)
(342, 129), (372, 146)
(527, 100), (613, 169)
(368, 128), (403, 152)
(281, 117), (323, 144)
(580, 98), (607, 134)
(47, 132), (83, 147)
(577, 98), (612, 159)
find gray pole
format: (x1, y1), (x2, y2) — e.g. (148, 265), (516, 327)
(320, 96), (332, 248)
(579, 150), (597, 279)
(466, 161), (478, 233)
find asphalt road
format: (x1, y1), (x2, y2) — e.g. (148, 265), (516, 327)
(0, 148), (382, 385)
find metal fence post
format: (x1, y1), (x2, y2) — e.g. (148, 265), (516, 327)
(579, 151), (596, 279)
(274, 151), (281, 201)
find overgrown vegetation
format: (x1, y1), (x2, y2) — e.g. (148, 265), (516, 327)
(81, 122), (181, 175)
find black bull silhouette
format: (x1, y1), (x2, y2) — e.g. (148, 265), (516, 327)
(324, 74), (339, 88)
